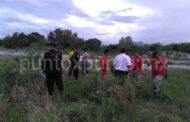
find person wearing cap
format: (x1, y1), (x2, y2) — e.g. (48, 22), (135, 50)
(81, 48), (90, 76)
(150, 52), (166, 96)
(132, 51), (143, 87)
(41, 42), (63, 95)
(113, 48), (132, 86)
(68, 47), (80, 80)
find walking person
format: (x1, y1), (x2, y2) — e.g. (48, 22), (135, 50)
(41, 42), (63, 95)
(150, 52), (166, 96)
(113, 48), (132, 86)
(132, 51), (143, 87)
(100, 49), (109, 84)
(68, 47), (80, 80)
(81, 48), (90, 76)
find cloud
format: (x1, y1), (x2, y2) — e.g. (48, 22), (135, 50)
(109, 15), (139, 23)
(0, 0), (190, 44)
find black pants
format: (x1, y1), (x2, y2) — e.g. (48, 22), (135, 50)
(46, 71), (63, 95)
(68, 63), (79, 80)
(115, 70), (129, 86)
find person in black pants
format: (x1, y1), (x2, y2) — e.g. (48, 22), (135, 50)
(41, 43), (63, 95)
(68, 47), (80, 80)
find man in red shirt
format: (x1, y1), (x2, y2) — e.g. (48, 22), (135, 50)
(159, 55), (168, 78)
(132, 51), (143, 87)
(150, 52), (166, 95)
(100, 49), (109, 84)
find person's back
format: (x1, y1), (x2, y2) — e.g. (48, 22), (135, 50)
(82, 49), (90, 76)
(151, 57), (165, 77)
(69, 50), (74, 59)
(132, 56), (143, 72)
(44, 49), (62, 73)
(113, 48), (132, 86)
(150, 52), (165, 95)
(131, 52), (143, 87)
(114, 53), (131, 72)
(100, 49), (109, 84)
(69, 49), (80, 79)
(82, 52), (90, 63)
(71, 51), (80, 64)
(42, 44), (63, 95)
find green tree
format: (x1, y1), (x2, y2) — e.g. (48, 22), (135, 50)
(47, 31), (55, 41)
(149, 43), (162, 52)
(27, 32), (46, 45)
(0, 39), (2, 46)
(2, 32), (44, 48)
(47, 28), (78, 47)
(85, 38), (101, 50)
(73, 38), (85, 48)
(119, 36), (135, 51)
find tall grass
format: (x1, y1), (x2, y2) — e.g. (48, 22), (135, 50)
(0, 57), (190, 122)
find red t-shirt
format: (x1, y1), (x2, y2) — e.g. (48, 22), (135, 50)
(159, 56), (168, 68)
(101, 54), (108, 72)
(132, 56), (143, 72)
(151, 57), (165, 77)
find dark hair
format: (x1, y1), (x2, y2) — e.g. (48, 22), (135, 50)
(104, 49), (109, 54)
(152, 51), (159, 58)
(120, 48), (126, 53)
(83, 48), (88, 52)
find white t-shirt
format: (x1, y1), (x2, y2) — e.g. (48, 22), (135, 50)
(113, 53), (132, 71)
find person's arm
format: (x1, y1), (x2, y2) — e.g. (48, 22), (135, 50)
(127, 57), (132, 77)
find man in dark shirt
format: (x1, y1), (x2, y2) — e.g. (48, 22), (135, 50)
(41, 43), (63, 95)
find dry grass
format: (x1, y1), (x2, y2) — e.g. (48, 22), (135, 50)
(11, 81), (57, 121)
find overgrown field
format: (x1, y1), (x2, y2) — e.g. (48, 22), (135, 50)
(0, 57), (190, 122)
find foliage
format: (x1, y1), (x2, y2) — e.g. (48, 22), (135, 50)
(2, 32), (45, 48)
(0, 39), (2, 46)
(1, 28), (190, 53)
(47, 28), (78, 47)
(119, 36), (135, 52)
(85, 38), (101, 51)
(164, 43), (190, 53)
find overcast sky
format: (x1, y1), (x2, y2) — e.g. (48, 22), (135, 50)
(0, 0), (190, 44)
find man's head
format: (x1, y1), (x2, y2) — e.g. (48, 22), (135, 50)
(152, 52), (159, 59)
(135, 50), (140, 56)
(72, 47), (77, 52)
(120, 48), (126, 53)
(104, 49), (109, 55)
(47, 42), (57, 50)
(83, 48), (88, 52)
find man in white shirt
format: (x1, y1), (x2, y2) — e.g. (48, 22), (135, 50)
(113, 48), (132, 86)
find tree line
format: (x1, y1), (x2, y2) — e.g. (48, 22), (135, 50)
(0, 28), (190, 53)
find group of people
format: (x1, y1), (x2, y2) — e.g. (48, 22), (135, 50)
(68, 47), (90, 79)
(41, 43), (168, 96)
(100, 48), (168, 96)
(41, 44), (91, 95)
